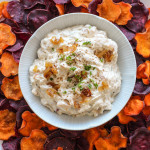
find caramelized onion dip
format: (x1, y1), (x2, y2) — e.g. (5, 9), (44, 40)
(29, 25), (121, 117)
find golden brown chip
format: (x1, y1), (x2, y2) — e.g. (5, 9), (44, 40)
(0, 23), (16, 54)
(56, 4), (64, 15)
(115, 2), (133, 25)
(0, 52), (19, 77)
(81, 7), (89, 13)
(135, 28), (150, 58)
(145, 20), (150, 30)
(20, 129), (47, 150)
(0, 109), (16, 140)
(97, 0), (121, 22)
(2, 2), (11, 19)
(71, 0), (92, 8)
(1, 76), (23, 101)
(144, 93), (150, 106)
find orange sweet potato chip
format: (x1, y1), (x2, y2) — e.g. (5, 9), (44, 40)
(1, 76), (23, 101)
(0, 2), (7, 19)
(0, 109), (16, 140)
(135, 28), (150, 58)
(144, 61), (150, 80)
(115, 2), (133, 25)
(142, 78), (149, 85)
(0, 52), (19, 77)
(56, 4), (64, 15)
(81, 7), (89, 13)
(21, 129), (47, 150)
(95, 126), (127, 150)
(83, 127), (100, 150)
(71, 0), (92, 8)
(144, 93), (150, 106)
(98, 126), (109, 138)
(19, 111), (43, 137)
(97, 0), (121, 22)
(42, 121), (58, 131)
(145, 20), (150, 30)
(143, 106), (150, 115)
(136, 63), (147, 79)
(123, 96), (144, 116)
(118, 110), (136, 124)
(0, 23), (16, 54)
(57, 147), (63, 150)
(2, 2), (11, 19)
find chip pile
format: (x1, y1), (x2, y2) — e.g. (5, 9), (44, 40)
(0, 0), (150, 149)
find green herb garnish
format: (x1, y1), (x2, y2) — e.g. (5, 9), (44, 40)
(93, 83), (98, 89)
(89, 26), (92, 29)
(93, 67), (96, 70)
(66, 56), (72, 61)
(50, 78), (53, 81)
(78, 83), (83, 91)
(59, 55), (65, 61)
(70, 67), (76, 71)
(75, 75), (82, 82)
(90, 71), (92, 76)
(75, 39), (78, 42)
(52, 48), (54, 51)
(63, 91), (67, 94)
(67, 77), (72, 82)
(72, 87), (75, 92)
(83, 41), (91, 46)
(88, 84), (92, 89)
(72, 53), (76, 56)
(84, 65), (91, 71)
(100, 58), (104, 63)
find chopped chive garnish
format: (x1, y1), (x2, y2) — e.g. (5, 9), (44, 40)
(75, 39), (78, 42)
(89, 26), (92, 29)
(88, 84), (92, 89)
(90, 71), (92, 76)
(66, 56), (72, 61)
(82, 71), (86, 75)
(50, 78), (53, 81)
(78, 83), (83, 91)
(63, 91), (67, 94)
(72, 87), (75, 92)
(52, 48), (54, 51)
(72, 53), (76, 56)
(93, 83), (98, 89)
(59, 55), (65, 61)
(67, 77), (72, 82)
(93, 67), (96, 70)
(84, 65), (91, 71)
(100, 58), (104, 62)
(70, 67), (76, 71)
(83, 41), (91, 46)
(90, 79), (94, 82)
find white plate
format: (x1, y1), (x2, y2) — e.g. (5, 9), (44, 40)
(19, 13), (136, 130)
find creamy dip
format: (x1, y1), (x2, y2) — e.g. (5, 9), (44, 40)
(29, 25), (121, 117)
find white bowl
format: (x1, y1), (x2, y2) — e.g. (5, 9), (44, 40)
(19, 13), (136, 130)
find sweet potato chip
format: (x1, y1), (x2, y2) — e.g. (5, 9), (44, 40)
(2, 2), (11, 19)
(123, 96), (144, 116)
(0, 23), (16, 54)
(42, 122), (58, 131)
(142, 78), (150, 85)
(81, 7), (89, 13)
(56, 4), (64, 15)
(98, 126), (109, 138)
(136, 63), (147, 79)
(115, 2), (133, 25)
(135, 27), (150, 58)
(144, 61), (150, 80)
(21, 129), (47, 150)
(19, 111), (43, 137)
(97, 0), (121, 22)
(143, 106), (150, 115)
(118, 110), (136, 124)
(95, 126), (127, 150)
(0, 109), (16, 140)
(83, 127), (100, 150)
(145, 20), (150, 30)
(144, 93), (150, 106)
(71, 0), (92, 8)
(0, 2), (6, 19)
(0, 52), (18, 77)
(1, 76), (22, 100)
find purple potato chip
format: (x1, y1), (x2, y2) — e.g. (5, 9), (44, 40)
(130, 39), (137, 50)
(133, 79), (150, 95)
(116, 25), (135, 41)
(27, 9), (51, 33)
(53, 0), (70, 4)
(65, 2), (81, 13)
(113, 0), (122, 2)
(12, 48), (23, 63)
(7, 1), (25, 23)
(123, 0), (139, 4)
(16, 105), (32, 129)
(126, 2), (149, 33)
(6, 40), (24, 52)
(46, 130), (62, 142)
(41, 127), (56, 135)
(134, 51), (145, 67)
(2, 137), (21, 150)
(60, 129), (84, 138)
(127, 127), (150, 150)
(88, 0), (102, 15)
(20, 0), (45, 9)
(76, 136), (89, 150)
(44, 137), (75, 150)
(146, 116), (150, 129)
(9, 98), (27, 111)
(2, 19), (18, 29)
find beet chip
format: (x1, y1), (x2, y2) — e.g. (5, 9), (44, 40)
(0, 52), (18, 77)
(1, 76), (23, 101)
(27, 9), (50, 33)
(0, 109), (16, 140)
(21, 129), (47, 150)
(12, 48), (23, 63)
(20, 0), (45, 9)
(45, 137), (75, 150)
(7, 1), (25, 23)
(83, 127), (100, 150)
(133, 79), (150, 95)
(6, 40), (24, 52)
(128, 127), (150, 150)
(2, 137), (21, 150)
(88, 0), (102, 15)
(53, 0), (70, 4)
(116, 25), (135, 41)
(65, 2), (81, 13)
(126, 2), (149, 33)
(123, 96), (144, 116)
(76, 136), (89, 150)
(123, 0), (139, 4)
(60, 129), (83, 138)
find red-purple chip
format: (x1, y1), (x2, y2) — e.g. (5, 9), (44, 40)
(76, 136), (89, 150)
(53, 0), (70, 4)
(65, 2), (81, 13)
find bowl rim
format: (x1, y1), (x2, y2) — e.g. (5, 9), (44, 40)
(19, 13), (136, 130)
